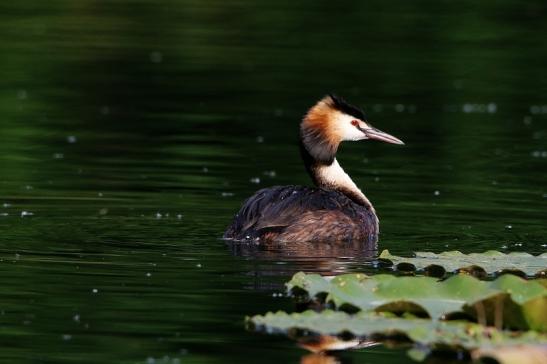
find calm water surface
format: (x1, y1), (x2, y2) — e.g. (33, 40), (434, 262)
(1, 1), (546, 363)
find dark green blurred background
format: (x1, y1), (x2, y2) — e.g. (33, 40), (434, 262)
(0, 1), (546, 363)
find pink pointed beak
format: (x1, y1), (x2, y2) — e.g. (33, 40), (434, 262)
(361, 126), (404, 145)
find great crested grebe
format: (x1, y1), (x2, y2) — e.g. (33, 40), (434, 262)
(224, 94), (403, 243)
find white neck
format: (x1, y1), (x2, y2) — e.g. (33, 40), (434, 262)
(315, 159), (374, 211)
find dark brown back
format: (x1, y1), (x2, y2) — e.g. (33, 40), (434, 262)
(223, 185), (378, 242)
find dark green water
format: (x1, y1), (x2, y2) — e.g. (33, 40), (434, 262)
(1, 1), (546, 363)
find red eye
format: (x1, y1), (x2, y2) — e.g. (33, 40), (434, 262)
(351, 120), (359, 126)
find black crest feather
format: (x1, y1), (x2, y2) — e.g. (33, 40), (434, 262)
(328, 94), (367, 120)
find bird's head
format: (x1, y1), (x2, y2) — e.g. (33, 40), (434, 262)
(300, 94), (404, 164)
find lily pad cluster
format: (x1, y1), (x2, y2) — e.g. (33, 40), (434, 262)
(287, 272), (547, 331)
(249, 310), (547, 351)
(378, 250), (547, 278)
(247, 250), (547, 363)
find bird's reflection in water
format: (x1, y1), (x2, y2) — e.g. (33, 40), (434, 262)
(298, 335), (381, 364)
(301, 353), (341, 364)
(230, 238), (384, 360)
(227, 236), (378, 290)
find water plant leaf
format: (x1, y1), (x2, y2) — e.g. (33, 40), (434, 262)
(287, 272), (547, 331)
(248, 310), (547, 351)
(379, 250), (547, 278)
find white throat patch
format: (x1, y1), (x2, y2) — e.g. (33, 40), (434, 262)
(316, 159), (373, 209)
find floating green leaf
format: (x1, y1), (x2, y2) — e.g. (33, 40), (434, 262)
(248, 310), (547, 351)
(378, 250), (547, 278)
(287, 272), (547, 331)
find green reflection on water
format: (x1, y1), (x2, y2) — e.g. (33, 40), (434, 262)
(0, 1), (546, 363)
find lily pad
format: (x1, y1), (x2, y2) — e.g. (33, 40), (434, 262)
(248, 310), (547, 351)
(378, 250), (547, 278)
(287, 272), (547, 331)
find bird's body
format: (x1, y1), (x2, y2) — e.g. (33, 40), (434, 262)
(223, 185), (378, 243)
(224, 95), (403, 243)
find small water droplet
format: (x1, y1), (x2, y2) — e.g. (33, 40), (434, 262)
(463, 103), (473, 113)
(92, 288), (98, 294)
(67, 135), (77, 143)
(17, 90), (28, 100)
(21, 211), (34, 217)
(434, 190), (440, 196)
(250, 177), (260, 184)
(149, 51), (163, 63)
